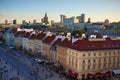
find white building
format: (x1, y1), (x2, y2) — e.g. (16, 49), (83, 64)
(64, 16), (79, 26)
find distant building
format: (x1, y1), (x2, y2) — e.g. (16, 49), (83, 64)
(64, 16), (79, 26)
(87, 18), (91, 23)
(44, 12), (49, 25)
(5, 20), (8, 25)
(22, 20), (26, 25)
(33, 20), (36, 24)
(41, 18), (44, 23)
(13, 20), (17, 24)
(76, 14), (85, 23)
(51, 20), (55, 26)
(60, 15), (66, 23)
(81, 14), (85, 23)
(104, 19), (109, 26)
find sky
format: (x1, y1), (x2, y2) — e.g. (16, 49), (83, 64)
(0, 0), (120, 24)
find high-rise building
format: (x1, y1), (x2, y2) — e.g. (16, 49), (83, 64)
(44, 12), (49, 25)
(41, 18), (44, 23)
(33, 20), (36, 24)
(5, 20), (8, 24)
(13, 19), (17, 24)
(51, 20), (55, 26)
(104, 19), (109, 26)
(22, 20), (26, 25)
(87, 18), (91, 23)
(81, 14), (85, 23)
(60, 15), (66, 23)
(76, 16), (81, 23)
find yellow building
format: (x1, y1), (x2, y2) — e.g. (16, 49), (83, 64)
(42, 36), (55, 59)
(57, 38), (120, 80)
(28, 33), (36, 55)
(34, 33), (46, 56)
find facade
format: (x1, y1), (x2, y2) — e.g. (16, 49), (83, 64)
(57, 38), (72, 70)
(34, 32), (46, 56)
(22, 32), (31, 52)
(42, 35), (55, 59)
(57, 38), (120, 79)
(28, 33), (36, 55)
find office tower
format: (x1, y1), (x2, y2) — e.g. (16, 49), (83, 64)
(33, 20), (36, 24)
(87, 18), (91, 23)
(60, 15), (66, 23)
(104, 19), (109, 26)
(13, 19), (17, 24)
(22, 20), (26, 25)
(44, 12), (49, 25)
(76, 16), (81, 23)
(51, 20), (54, 26)
(81, 14), (85, 23)
(41, 18), (44, 23)
(5, 20), (8, 24)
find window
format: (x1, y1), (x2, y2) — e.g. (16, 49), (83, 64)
(76, 59), (78, 69)
(109, 52), (111, 55)
(118, 52), (119, 55)
(104, 58), (106, 62)
(93, 65), (95, 69)
(98, 64), (100, 68)
(82, 65), (85, 70)
(88, 53), (90, 56)
(114, 52), (116, 55)
(117, 58), (119, 61)
(99, 53), (101, 56)
(93, 59), (96, 63)
(109, 58), (111, 61)
(88, 60), (91, 63)
(113, 57), (115, 61)
(104, 52), (107, 56)
(99, 59), (101, 62)
(83, 54), (85, 57)
(88, 65), (90, 70)
(83, 60), (85, 63)
(94, 53), (96, 56)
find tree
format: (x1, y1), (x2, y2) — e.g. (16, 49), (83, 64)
(72, 29), (86, 36)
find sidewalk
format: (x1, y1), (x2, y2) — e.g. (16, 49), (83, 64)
(1, 45), (63, 80)
(0, 58), (26, 80)
(11, 49), (63, 80)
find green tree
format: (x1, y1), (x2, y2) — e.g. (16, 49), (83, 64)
(72, 29), (86, 36)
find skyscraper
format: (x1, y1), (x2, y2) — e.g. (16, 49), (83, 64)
(81, 14), (85, 23)
(13, 19), (17, 24)
(33, 20), (36, 24)
(44, 12), (49, 25)
(5, 20), (8, 24)
(60, 15), (66, 23)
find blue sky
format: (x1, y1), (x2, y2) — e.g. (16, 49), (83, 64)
(0, 0), (120, 23)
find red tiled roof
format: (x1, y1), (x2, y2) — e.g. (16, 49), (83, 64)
(43, 36), (55, 44)
(29, 34), (37, 39)
(52, 38), (62, 46)
(59, 38), (72, 47)
(36, 33), (46, 40)
(24, 32), (31, 38)
(71, 39), (120, 51)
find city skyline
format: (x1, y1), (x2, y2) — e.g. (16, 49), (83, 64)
(0, 0), (120, 24)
